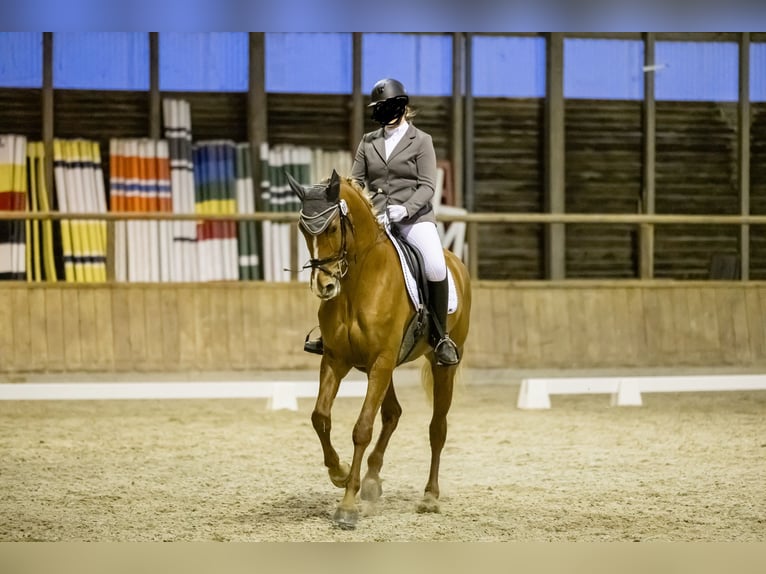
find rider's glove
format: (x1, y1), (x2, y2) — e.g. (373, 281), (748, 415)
(387, 205), (408, 223)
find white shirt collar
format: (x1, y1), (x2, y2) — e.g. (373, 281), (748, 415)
(384, 120), (409, 139)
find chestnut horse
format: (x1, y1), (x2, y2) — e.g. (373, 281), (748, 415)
(287, 170), (472, 530)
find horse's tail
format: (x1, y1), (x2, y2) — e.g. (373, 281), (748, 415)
(420, 359), (463, 405)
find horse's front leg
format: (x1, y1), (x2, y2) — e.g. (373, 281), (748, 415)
(312, 356), (352, 489)
(333, 356), (394, 529)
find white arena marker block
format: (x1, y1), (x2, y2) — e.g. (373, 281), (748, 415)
(517, 379), (551, 409)
(267, 383), (299, 411)
(611, 379), (643, 407)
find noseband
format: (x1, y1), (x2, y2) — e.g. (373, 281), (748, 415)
(300, 199), (351, 280)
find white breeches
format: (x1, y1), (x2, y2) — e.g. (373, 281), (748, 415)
(394, 221), (447, 281)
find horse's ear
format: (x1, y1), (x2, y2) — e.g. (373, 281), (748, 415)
(285, 171), (305, 201)
(327, 170), (341, 203)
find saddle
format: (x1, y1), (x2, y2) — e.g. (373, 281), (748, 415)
(388, 226), (430, 365)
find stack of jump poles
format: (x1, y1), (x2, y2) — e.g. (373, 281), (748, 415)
(162, 98), (199, 282)
(189, 139), (261, 281)
(53, 139), (108, 283)
(259, 143), (352, 282)
(26, 141), (57, 281)
(192, 140), (239, 281)
(1, 106), (354, 285)
(108, 138), (173, 282)
(235, 142), (260, 280)
(0, 135), (27, 280)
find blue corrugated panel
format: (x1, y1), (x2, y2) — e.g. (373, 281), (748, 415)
(655, 41), (738, 102)
(565, 38), (644, 100)
(54, 33), (148, 90)
(363, 33), (451, 96)
(752, 43), (766, 102)
(160, 33), (248, 92)
(471, 35), (545, 98)
(0, 32), (42, 88)
(266, 33), (352, 94)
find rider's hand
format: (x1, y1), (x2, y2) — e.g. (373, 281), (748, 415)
(387, 205), (407, 223)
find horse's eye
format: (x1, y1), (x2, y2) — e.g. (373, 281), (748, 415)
(328, 223), (338, 234)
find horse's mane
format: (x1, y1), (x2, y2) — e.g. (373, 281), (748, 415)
(324, 174), (383, 224)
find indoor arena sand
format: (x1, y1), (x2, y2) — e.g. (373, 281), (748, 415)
(0, 368), (764, 542)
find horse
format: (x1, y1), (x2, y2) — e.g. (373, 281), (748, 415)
(286, 169), (472, 530)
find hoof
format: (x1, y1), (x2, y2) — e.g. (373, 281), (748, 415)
(333, 507), (359, 530)
(328, 462), (350, 488)
(360, 476), (382, 502)
(416, 492), (441, 514)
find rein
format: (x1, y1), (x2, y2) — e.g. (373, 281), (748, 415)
(300, 200), (354, 280)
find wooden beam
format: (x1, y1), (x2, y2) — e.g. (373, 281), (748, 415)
(654, 32), (739, 42)
(148, 33), (160, 140)
(463, 33), (479, 280)
(451, 32), (464, 209)
(350, 33), (363, 155)
(739, 32), (751, 280)
(248, 33), (267, 212)
(544, 33), (565, 280)
(640, 33), (656, 280)
(8, 210), (766, 226)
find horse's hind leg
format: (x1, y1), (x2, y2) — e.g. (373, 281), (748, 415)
(312, 357), (352, 489)
(419, 361), (457, 513)
(361, 378), (402, 503)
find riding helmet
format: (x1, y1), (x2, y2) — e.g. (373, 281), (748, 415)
(368, 78), (409, 125)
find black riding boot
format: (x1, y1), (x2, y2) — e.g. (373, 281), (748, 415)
(304, 328), (324, 355)
(427, 277), (460, 365)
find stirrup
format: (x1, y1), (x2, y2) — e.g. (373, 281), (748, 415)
(433, 336), (459, 366)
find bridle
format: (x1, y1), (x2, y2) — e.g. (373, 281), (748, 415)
(299, 199), (352, 280)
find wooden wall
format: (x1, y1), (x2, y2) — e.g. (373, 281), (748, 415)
(2, 88), (766, 281)
(470, 281), (766, 369)
(565, 99), (643, 279)
(472, 99), (766, 281)
(473, 98), (545, 280)
(2, 281), (765, 377)
(653, 101), (740, 279)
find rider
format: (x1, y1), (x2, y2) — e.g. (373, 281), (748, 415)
(304, 78), (459, 366)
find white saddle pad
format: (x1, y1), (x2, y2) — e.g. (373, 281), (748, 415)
(384, 226), (458, 314)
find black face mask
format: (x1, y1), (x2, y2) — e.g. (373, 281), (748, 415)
(371, 98), (407, 126)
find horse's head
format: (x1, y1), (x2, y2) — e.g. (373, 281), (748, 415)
(287, 169), (350, 300)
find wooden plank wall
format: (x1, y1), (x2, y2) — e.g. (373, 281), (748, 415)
(266, 93), (451, 157)
(2, 282), (766, 376)
(473, 98), (545, 280)
(565, 99), (643, 279)
(0, 88), (42, 138)
(654, 101), (740, 279)
(267, 93), (351, 151)
(471, 98), (761, 281)
(470, 281), (764, 369)
(54, 90), (149, 141)
(2, 88), (765, 281)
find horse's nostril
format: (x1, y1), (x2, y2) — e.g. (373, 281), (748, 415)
(320, 283), (338, 299)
